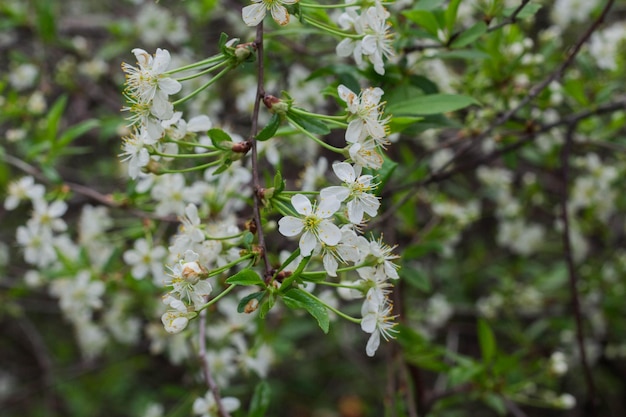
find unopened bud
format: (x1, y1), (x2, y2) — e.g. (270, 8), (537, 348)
(263, 95), (290, 114)
(234, 42), (257, 62)
(245, 218), (257, 234)
(244, 298), (259, 314)
(231, 141), (252, 154)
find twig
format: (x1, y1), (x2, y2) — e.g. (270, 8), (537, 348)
(560, 124), (596, 412)
(249, 22), (273, 284)
(198, 308), (232, 417)
(487, 0), (532, 32)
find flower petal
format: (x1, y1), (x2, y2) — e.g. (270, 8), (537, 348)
(278, 216), (304, 237)
(291, 194), (312, 215)
(299, 230), (317, 257)
(242, 3), (267, 27)
(318, 220), (341, 246)
(270, 4), (290, 26)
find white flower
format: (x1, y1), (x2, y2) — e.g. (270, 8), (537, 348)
(242, 0), (298, 27)
(335, 9), (366, 67)
(120, 128), (152, 179)
(321, 162), (380, 224)
(49, 271), (105, 319)
(122, 48), (181, 110)
(16, 222), (57, 267)
(361, 297), (397, 357)
(367, 237), (400, 280)
(278, 194), (341, 257)
(161, 309), (191, 334)
(123, 238), (167, 280)
(349, 140), (384, 170)
(338, 84), (390, 145)
(29, 199), (68, 233)
(4, 176), (45, 210)
(165, 251), (211, 309)
(362, 5), (394, 75)
(193, 391), (240, 417)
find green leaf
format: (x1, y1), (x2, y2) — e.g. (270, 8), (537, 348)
(450, 22), (488, 48)
(503, 2), (542, 19)
(477, 319), (497, 363)
(483, 393), (506, 416)
(45, 95), (68, 141)
(256, 113), (281, 141)
(286, 110), (330, 135)
(403, 10), (440, 36)
(445, 0), (462, 33)
(282, 288), (329, 333)
(237, 291), (266, 313)
(226, 268), (264, 286)
(387, 94), (479, 116)
(56, 119), (99, 149)
(365, 154), (397, 196)
(273, 170), (285, 194)
(402, 267), (431, 292)
(413, 0), (446, 10)
(259, 292), (275, 318)
(248, 381), (271, 417)
(207, 128), (232, 150)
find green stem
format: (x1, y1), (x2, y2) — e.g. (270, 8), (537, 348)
(207, 254), (255, 278)
(173, 65), (234, 106)
(203, 231), (246, 241)
(289, 107), (349, 125)
(198, 284), (237, 310)
(166, 139), (216, 151)
(300, 2), (359, 9)
(166, 54), (226, 74)
(303, 16), (363, 39)
(274, 248), (302, 277)
(175, 60), (231, 82)
(288, 117), (345, 154)
(151, 150), (221, 158)
(272, 198), (299, 217)
(158, 159), (222, 173)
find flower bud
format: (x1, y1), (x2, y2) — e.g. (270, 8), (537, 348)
(263, 95), (290, 115)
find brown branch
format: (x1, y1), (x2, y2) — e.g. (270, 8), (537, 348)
(560, 124), (597, 413)
(198, 308), (232, 417)
(487, 0), (532, 32)
(249, 22), (273, 283)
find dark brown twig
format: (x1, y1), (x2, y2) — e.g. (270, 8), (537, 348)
(198, 308), (232, 417)
(560, 123), (596, 413)
(249, 22), (273, 283)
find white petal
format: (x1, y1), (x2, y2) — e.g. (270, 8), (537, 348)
(347, 200), (364, 224)
(278, 216), (304, 237)
(132, 48), (151, 67)
(366, 331), (380, 357)
(153, 48), (172, 74)
(318, 220), (341, 246)
(158, 77), (182, 95)
(242, 3), (267, 27)
(332, 162), (356, 183)
(271, 4), (290, 26)
(291, 194), (312, 215)
(345, 119), (365, 143)
(338, 84), (356, 108)
(323, 253), (338, 277)
(187, 115), (212, 132)
(299, 231), (317, 257)
(317, 196), (340, 218)
(320, 186), (349, 203)
(336, 38), (355, 58)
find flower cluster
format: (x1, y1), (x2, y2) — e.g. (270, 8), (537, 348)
(335, 4), (395, 75)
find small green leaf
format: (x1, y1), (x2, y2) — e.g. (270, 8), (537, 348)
(207, 128), (232, 150)
(226, 268), (264, 286)
(387, 94), (479, 116)
(237, 291), (266, 313)
(248, 381), (271, 417)
(477, 319), (497, 363)
(282, 288), (330, 333)
(503, 2), (542, 19)
(273, 170), (285, 193)
(403, 10), (440, 36)
(256, 113), (281, 141)
(445, 0), (462, 34)
(56, 119), (99, 149)
(450, 21), (488, 48)
(287, 110), (330, 135)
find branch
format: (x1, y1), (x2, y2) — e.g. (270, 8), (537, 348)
(487, 0), (532, 33)
(198, 309), (232, 417)
(559, 124), (597, 411)
(249, 22), (274, 284)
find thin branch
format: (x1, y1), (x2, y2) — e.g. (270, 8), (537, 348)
(198, 308), (232, 417)
(487, 0), (532, 32)
(249, 22), (273, 283)
(423, 0), (616, 187)
(560, 124), (596, 411)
